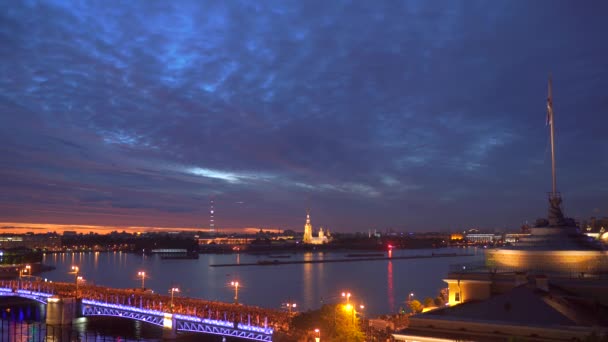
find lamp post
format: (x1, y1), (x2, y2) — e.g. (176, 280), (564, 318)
(285, 302), (297, 315)
(71, 266), (79, 298)
(341, 291), (351, 305)
(358, 304), (367, 338)
(230, 281), (239, 304)
(137, 271), (146, 289)
(170, 287), (179, 312)
(19, 264), (31, 279)
(314, 328), (320, 342)
(407, 292), (416, 314)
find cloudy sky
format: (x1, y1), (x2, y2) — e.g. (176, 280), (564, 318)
(1, 0), (607, 232)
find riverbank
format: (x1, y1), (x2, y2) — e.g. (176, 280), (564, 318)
(210, 252), (475, 267)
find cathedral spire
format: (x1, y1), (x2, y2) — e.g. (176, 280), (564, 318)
(303, 209), (313, 243)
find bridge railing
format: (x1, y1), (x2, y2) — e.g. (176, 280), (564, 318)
(174, 313), (274, 335)
(0, 279), (288, 333)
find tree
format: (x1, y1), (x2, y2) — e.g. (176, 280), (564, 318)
(433, 296), (445, 307)
(290, 304), (365, 342)
(408, 300), (423, 314)
(423, 297), (435, 308)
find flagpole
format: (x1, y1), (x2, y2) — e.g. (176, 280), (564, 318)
(548, 74), (557, 198)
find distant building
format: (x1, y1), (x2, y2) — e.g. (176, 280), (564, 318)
(504, 233), (531, 243)
(0, 234), (61, 251)
(302, 210), (328, 245)
(450, 233), (464, 241)
(464, 233), (496, 243)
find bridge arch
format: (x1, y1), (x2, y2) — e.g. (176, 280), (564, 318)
(0, 287), (54, 304)
(81, 299), (166, 327)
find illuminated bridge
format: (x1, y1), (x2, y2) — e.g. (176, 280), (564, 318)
(0, 280), (286, 341)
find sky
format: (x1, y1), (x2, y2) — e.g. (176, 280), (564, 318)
(1, 0), (607, 233)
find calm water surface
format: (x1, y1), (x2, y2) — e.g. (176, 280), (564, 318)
(41, 248), (483, 316)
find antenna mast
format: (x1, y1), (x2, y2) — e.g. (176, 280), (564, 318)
(547, 75), (557, 198)
(210, 197), (215, 233)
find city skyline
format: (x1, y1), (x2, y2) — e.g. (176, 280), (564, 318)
(1, 1), (608, 232)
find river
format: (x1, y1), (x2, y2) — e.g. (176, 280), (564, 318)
(40, 247), (483, 317)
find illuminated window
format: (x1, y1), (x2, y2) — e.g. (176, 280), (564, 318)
(455, 292), (460, 302)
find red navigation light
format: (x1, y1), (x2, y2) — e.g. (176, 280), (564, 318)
(388, 244), (393, 249)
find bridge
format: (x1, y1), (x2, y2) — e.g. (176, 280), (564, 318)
(0, 280), (289, 341)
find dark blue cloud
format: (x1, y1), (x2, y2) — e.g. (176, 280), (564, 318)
(1, 0), (607, 231)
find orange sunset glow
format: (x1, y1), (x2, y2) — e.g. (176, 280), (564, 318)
(0, 222), (282, 235)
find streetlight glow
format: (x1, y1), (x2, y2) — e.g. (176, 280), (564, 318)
(71, 266), (80, 298)
(19, 264), (32, 279)
(230, 281), (240, 304)
(137, 271), (146, 289)
(341, 291), (351, 304)
(285, 302), (297, 314)
(170, 287), (180, 312)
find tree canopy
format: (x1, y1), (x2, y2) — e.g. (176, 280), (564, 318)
(288, 304), (365, 342)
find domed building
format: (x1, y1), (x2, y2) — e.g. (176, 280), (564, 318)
(444, 76), (608, 306)
(393, 77), (608, 342)
(485, 77), (607, 274)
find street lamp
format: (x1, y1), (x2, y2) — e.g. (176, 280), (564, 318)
(314, 328), (320, 342)
(408, 292), (415, 302)
(71, 266), (80, 298)
(19, 264), (31, 279)
(137, 271), (146, 289)
(359, 304), (367, 337)
(230, 281), (239, 304)
(341, 291), (351, 304)
(170, 287), (179, 312)
(285, 302), (297, 314)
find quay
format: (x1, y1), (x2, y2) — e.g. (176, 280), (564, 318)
(211, 252), (475, 267)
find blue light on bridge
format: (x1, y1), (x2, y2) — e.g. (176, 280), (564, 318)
(82, 299), (165, 316)
(174, 314), (274, 334)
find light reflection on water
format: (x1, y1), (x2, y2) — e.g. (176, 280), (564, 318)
(42, 247), (483, 316)
(387, 260), (394, 312)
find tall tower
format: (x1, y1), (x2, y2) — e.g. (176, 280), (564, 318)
(303, 209), (313, 243)
(546, 75), (565, 227)
(210, 198), (216, 233)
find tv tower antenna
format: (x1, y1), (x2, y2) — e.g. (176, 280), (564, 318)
(210, 197), (215, 233)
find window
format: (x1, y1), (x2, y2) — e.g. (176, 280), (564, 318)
(455, 292), (461, 302)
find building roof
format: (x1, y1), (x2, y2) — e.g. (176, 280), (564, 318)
(425, 286), (581, 325)
(395, 283), (608, 341)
